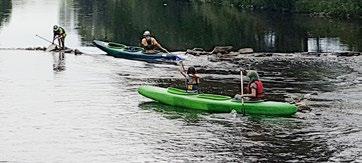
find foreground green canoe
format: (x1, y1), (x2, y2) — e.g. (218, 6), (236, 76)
(138, 86), (297, 116)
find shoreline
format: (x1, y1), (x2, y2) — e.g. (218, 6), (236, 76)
(0, 47), (360, 58)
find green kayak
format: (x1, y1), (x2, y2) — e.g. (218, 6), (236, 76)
(138, 86), (298, 116)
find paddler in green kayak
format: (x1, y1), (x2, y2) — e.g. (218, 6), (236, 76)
(141, 31), (169, 54)
(179, 62), (201, 93)
(52, 25), (66, 49)
(235, 70), (264, 100)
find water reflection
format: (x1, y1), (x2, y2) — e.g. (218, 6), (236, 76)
(52, 51), (65, 72)
(139, 102), (205, 123)
(72, 0), (361, 52)
(308, 38), (349, 52)
(0, 0), (12, 30)
(59, 0), (81, 47)
(0, 0), (60, 48)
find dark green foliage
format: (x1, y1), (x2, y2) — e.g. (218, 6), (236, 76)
(195, 0), (361, 18)
(0, 0), (12, 28)
(295, 0), (361, 18)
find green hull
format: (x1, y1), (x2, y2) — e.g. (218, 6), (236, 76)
(138, 86), (297, 116)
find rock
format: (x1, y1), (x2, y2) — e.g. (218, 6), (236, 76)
(35, 47), (46, 51)
(254, 53), (273, 57)
(311, 92), (318, 95)
(192, 48), (204, 51)
(226, 52), (240, 56)
(63, 49), (73, 53)
(186, 49), (210, 56)
(238, 48), (254, 54)
(301, 52), (321, 57)
(333, 52), (360, 57)
(211, 46), (233, 54)
(74, 49), (83, 55)
(24, 47), (46, 51)
(297, 101), (312, 113)
(208, 55), (220, 62)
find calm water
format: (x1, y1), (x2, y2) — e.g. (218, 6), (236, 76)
(0, 0), (361, 162)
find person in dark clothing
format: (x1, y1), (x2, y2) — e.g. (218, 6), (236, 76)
(52, 25), (66, 49)
(141, 31), (169, 54)
(179, 62), (201, 93)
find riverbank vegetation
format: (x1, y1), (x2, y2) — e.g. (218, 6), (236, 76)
(197, 0), (361, 19)
(0, 0), (12, 28)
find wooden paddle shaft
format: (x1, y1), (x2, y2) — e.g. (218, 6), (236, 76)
(241, 70), (244, 104)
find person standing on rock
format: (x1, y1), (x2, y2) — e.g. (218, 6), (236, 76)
(52, 25), (66, 50)
(141, 31), (169, 54)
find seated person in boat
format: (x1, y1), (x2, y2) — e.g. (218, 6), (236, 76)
(242, 70), (264, 100)
(179, 62), (200, 93)
(235, 70), (264, 100)
(141, 31), (169, 54)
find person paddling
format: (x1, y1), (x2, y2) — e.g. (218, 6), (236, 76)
(235, 70), (264, 101)
(179, 62), (200, 93)
(242, 70), (264, 100)
(52, 25), (66, 50)
(141, 31), (169, 54)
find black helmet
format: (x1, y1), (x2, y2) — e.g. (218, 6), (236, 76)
(187, 67), (196, 74)
(53, 25), (59, 31)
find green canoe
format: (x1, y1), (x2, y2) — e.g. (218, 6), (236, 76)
(138, 86), (298, 116)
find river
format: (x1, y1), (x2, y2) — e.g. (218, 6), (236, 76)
(0, 0), (361, 162)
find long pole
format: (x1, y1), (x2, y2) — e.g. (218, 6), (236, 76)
(241, 70), (244, 104)
(36, 35), (64, 49)
(35, 35), (53, 44)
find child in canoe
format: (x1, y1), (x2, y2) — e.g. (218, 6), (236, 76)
(179, 62), (201, 93)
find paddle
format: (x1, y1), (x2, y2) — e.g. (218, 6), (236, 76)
(240, 69), (248, 115)
(240, 70), (244, 104)
(35, 35), (66, 51)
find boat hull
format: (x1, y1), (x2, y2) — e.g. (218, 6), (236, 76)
(138, 86), (298, 116)
(93, 40), (183, 62)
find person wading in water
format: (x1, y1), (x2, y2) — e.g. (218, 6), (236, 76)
(141, 31), (169, 54)
(52, 25), (66, 50)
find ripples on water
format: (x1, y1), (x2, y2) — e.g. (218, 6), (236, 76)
(0, 50), (360, 162)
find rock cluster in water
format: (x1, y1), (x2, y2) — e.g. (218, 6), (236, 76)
(185, 46), (361, 63)
(0, 47), (83, 55)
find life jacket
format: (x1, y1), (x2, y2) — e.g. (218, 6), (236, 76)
(185, 75), (199, 92)
(143, 37), (156, 50)
(247, 80), (264, 98)
(54, 27), (66, 37)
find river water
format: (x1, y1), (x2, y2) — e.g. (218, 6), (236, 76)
(0, 0), (361, 162)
